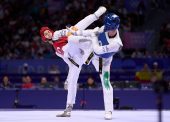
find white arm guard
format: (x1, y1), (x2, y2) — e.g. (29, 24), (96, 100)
(68, 35), (92, 44)
(52, 31), (61, 40)
(72, 27), (100, 37)
(91, 34), (121, 55)
(52, 29), (69, 40)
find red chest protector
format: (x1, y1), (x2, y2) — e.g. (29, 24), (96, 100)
(52, 36), (68, 56)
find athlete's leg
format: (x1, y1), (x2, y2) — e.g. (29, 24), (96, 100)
(100, 57), (113, 119)
(64, 56), (83, 106)
(57, 57), (82, 117)
(66, 64), (81, 106)
(91, 56), (99, 72)
(74, 6), (106, 30)
(92, 56), (113, 119)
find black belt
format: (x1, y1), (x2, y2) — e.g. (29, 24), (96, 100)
(68, 58), (79, 68)
(85, 52), (94, 65)
(99, 57), (102, 74)
(85, 52), (102, 74)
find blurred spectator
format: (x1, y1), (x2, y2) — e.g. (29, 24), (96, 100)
(22, 75), (35, 89)
(39, 76), (53, 88)
(18, 63), (34, 74)
(159, 22), (170, 55)
(22, 76), (27, 83)
(150, 74), (158, 83)
(130, 49), (169, 59)
(37, 65), (45, 73)
(135, 63), (151, 83)
(131, 49), (144, 58)
(53, 76), (64, 88)
(137, 0), (146, 26)
(143, 50), (152, 58)
(122, 17), (132, 32)
(145, 61), (164, 89)
(1, 76), (14, 89)
(48, 65), (60, 74)
(151, 62), (163, 81)
(80, 76), (97, 89)
(124, 80), (140, 89)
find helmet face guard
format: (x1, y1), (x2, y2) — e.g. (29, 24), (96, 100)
(104, 13), (120, 32)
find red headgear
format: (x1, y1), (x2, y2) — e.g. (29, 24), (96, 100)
(40, 26), (54, 42)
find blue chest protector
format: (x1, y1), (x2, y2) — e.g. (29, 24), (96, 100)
(95, 32), (115, 58)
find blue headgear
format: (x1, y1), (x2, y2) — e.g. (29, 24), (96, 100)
(104, 13), (120, 32)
